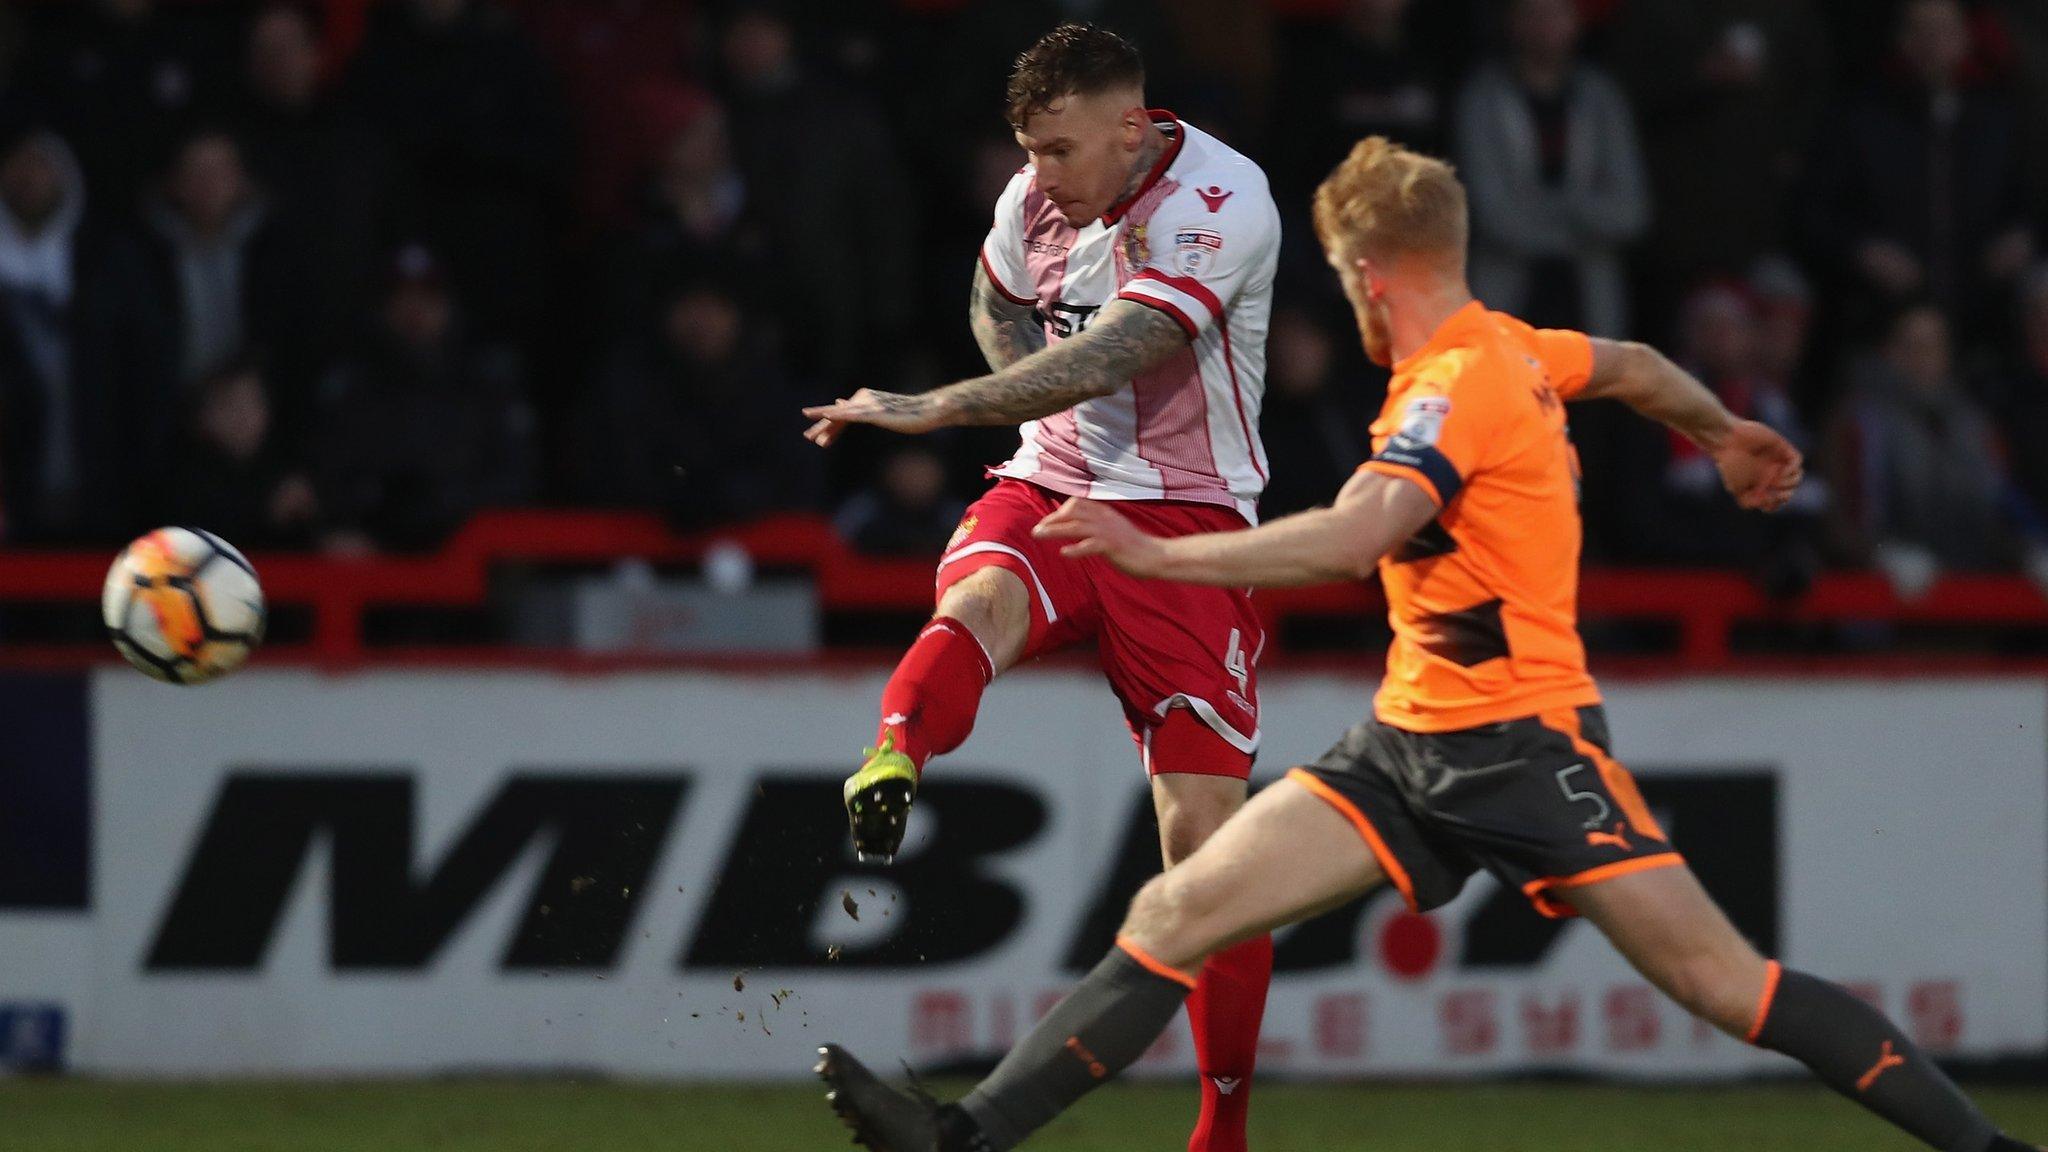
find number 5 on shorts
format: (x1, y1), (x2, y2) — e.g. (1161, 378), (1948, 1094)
(1554, 762), (1611, 829)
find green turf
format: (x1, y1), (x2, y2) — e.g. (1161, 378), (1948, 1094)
(0, 1079), (2042, 1151)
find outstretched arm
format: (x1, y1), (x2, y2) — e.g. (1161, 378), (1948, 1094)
(1033, 469), (1441, 588)
(968, 261), (1045, 372)
(1574, 337), (1804, 512)
(802, 299), (1187, 445)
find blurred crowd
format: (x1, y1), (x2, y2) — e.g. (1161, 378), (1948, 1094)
(3, 0), (2048, 598)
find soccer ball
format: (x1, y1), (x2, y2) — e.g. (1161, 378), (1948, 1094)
(101, 527), (266, 684)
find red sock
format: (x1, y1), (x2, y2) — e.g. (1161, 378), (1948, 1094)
(876, 617), (994, 773)
(1185, 933), (1273, 1152)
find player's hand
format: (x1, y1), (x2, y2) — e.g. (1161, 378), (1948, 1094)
(802, 389), (944, 446)
(1032, 498), (1169, 577)
(1709, 419), (1803, 513)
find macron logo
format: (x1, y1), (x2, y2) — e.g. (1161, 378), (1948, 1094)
(1211, 1076), (1241, 1095)
(1196, 186), (1233, 213)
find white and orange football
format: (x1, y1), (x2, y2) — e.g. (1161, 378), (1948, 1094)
(101, 527), (265, 684)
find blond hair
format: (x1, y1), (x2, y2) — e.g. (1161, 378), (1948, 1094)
(1311, 136), (1467, 265)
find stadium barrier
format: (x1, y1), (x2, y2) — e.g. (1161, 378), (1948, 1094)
(2, 667), (2042, 1079)
(3, 510), (2048, 668)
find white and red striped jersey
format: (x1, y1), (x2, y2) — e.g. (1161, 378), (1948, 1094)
(977, 111), (1279, 522)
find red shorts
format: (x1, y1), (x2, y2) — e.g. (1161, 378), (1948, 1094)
(935, 479), (1263, 778)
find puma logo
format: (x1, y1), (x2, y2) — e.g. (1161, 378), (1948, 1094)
(1064, 1036), (1108, 1079)
(1585, 821), (1632, 852)
(1211, 1076), (1242, 1095)
(1856, 1040), (1906, 1092)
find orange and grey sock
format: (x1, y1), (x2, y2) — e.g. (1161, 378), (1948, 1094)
(957, 940), (1196, 1151)
(1749, 963), (2004, 1152)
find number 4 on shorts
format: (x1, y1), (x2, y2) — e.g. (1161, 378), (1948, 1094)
(1224, 628), (1250, 696)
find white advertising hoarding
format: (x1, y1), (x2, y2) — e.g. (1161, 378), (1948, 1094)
(60, 668), (2048, 1079)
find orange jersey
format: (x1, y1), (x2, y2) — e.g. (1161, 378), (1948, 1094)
(1361, 300), (1601, 732)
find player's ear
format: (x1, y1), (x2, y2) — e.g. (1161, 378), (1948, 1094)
(1119, 98), (1148, 148)
(1356, 258), (1382, 300)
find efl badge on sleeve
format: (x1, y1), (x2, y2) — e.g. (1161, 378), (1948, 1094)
(1399, 395), (1452, 446)
(1173, 228), (1224, 277)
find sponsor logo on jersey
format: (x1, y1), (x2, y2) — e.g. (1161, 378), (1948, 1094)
(1400, 395), (1453, 445)
(1024, 239), (1070, 257)
(1196, 186), (1233, 213)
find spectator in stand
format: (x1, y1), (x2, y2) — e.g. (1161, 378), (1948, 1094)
(0, 122), (171, 543)
(601, 89), (776, 347)
(169, 357), (318, 549)
(1272, 0), (1445, 200)
(511, 0), (699, 229)
(1159, 0), (1273, 142)
(1454, 0), (1650, 336)
(916, 131), (1029, 366)
(933, 1), (1186, 153)
(1824, 302), (2048, 598)
(834, 447), (967, 557)
(0, 9), (20, 96)
(1749, 254), (1822, 412)
(1611, 282), (1824, 590)
(1997, 268), (2048, 527)
(717, 1), (913, 388)
(1803, 0), (2034, 333)
(895, 132), (1045, 488)
(1269, 0), (1449, 298)
(315, 244), (534, 554)
(1604, 0), (1831, 315)
(138, 127), (317, 414)
(8, 0), (234, 216)
(235, 1), (391, 381)
(340, 0), (570, 341)
(1996, 0), (2048, 191)
(577, 271), (821, 530)
(1255, 304), (1381, 518)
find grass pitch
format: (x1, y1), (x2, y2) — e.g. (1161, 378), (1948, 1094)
(1, 1078), (2043, 1151)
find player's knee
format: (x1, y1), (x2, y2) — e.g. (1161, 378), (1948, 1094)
(1121, 869), (1223, 960)
(936, 570), (1028, 667)
(1661, 949), (1758, 1032)
(1123, 873), (1181, 940)
(1156, 794), (1234, 866)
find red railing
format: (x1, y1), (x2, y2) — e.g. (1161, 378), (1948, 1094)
(4, 509), (2048, 670)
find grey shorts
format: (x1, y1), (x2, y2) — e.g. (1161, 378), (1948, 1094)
(1288, 705), (1684, 917)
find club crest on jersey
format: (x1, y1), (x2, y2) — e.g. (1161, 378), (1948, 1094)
(1122, 222), (1150, 266)
(1399, 395), (1452, 446)
(1174, 228), (1224, 276)
(947, 515), (979, 553)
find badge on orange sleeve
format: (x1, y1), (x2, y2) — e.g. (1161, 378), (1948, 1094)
(1398, 396), (1452, 446)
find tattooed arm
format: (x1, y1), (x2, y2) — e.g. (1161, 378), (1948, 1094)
(803, 299), (1190, 445)
(969, 261), (1045, 372)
